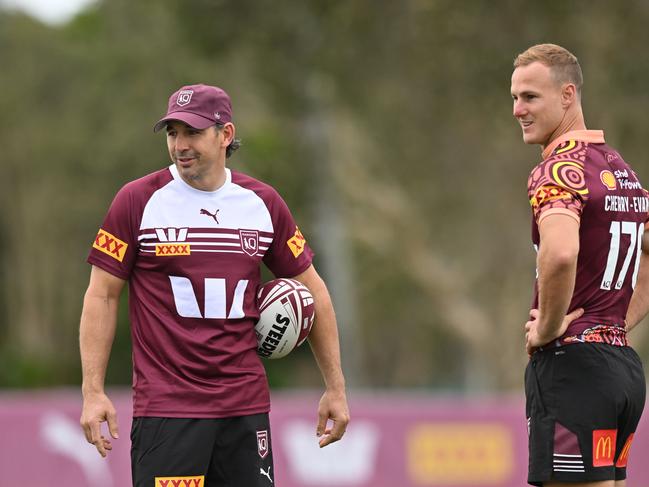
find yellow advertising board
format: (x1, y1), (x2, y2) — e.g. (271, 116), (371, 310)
(407, 422), (513, 485)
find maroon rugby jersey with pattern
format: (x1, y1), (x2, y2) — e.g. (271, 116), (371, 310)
(88, 165), (313, 417)
(528, 130), (649, 346)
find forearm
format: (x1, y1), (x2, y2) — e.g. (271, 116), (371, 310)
(80, 290), (119, 396)
(308, 288), (345, 392)
(293, 266), (346, 392)
(626, 254), (649, 331)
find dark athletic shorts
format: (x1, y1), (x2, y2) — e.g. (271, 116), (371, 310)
(525, 343), (645, 486)
(131, 413), (275, 487)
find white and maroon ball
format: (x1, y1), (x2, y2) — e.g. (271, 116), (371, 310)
(255, 278), (315, 359)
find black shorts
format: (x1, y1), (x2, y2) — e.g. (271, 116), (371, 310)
(525, 343), (645, 486)
(131, 413), (275, 487)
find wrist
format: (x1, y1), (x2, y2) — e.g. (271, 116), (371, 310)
(536, 321), (559, 343)
(82, 385), (106, 397)
(325, 379), (346, 395)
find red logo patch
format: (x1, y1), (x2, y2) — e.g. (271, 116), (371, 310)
(593, 429), (617, 467)
(616, 433), (634, 468)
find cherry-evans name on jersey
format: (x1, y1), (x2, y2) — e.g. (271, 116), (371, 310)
(604, 195), (649, 213)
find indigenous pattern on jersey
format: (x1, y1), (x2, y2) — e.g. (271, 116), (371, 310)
(528, 131), (649, 346)
(528, 140), (590, 222)
(88, 166), (313, 417)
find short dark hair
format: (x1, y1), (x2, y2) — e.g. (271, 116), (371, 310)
(216, 124), (241, 159)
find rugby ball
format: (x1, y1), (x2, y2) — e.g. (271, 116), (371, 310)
(255, 278), (315, 359)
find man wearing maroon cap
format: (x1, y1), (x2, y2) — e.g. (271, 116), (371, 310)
(79, 84), (349, 486)
(511, 44), (648, 486)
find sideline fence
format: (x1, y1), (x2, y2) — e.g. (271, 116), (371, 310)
(1, 390), (647, 486)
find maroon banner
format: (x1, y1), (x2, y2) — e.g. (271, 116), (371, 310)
(0, 390), (647, 486)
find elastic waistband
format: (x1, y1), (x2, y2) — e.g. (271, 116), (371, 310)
(539, 324), (627, 351)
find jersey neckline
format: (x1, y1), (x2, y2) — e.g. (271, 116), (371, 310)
(542, 129), (606, 160)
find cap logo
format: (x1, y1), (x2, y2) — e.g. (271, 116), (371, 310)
(176, 89), (194, 107)
(214, 112), (221, 120)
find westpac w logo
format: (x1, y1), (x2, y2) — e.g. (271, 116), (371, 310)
(170, 276), (249, 319)
(155, 228), (189, 242)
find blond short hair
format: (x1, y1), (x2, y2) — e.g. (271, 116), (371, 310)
(514, 43), (583, 95)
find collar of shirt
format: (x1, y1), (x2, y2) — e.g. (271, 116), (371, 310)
(542, 129), (606, 160)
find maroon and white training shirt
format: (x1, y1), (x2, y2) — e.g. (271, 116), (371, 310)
(88, 165), (313, 417)
(528, 130), (649, 347)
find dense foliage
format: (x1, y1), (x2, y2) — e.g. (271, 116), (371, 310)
(2, 0), (649, 390)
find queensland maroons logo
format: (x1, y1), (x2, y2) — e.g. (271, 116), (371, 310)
(600, 170), (617, 190)
(239, 229), (259, 257)
(257, 430), (269, 459)
(176, 89), (194, 107)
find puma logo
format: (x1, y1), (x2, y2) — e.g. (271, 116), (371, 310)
(200, 208), (219, 224)
(259, 466), (273, 483)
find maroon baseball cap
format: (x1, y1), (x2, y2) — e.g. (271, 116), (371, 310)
(153, 84), (232, 132)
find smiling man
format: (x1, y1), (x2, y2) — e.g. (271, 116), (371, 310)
(511, 44), (648, 487)
(79, 84), (349, 486)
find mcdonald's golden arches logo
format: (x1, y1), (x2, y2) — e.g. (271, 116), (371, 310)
(615, 433), (634, 468)
(592, 429), (617, 467)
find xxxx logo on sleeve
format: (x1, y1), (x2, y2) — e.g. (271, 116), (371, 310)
(155, 476), (204, 487)
(93, 229), (128, 262)
(287, 227), (306, 258)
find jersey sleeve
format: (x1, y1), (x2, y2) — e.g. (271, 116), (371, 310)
(87, 184), (139, 280)
(527, 157), (590, 224)
(262, 192), (314, 278)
